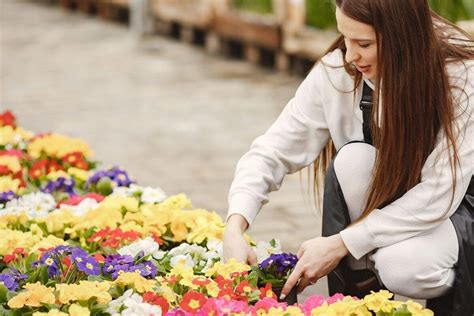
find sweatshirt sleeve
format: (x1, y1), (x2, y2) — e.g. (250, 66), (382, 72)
(227, 62), (331, 226)
(340, 62), (474, 259)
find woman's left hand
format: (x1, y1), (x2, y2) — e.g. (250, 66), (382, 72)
(280, 234), (349, 299)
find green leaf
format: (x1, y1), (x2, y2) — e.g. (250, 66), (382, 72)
(0, 284), (8, 303)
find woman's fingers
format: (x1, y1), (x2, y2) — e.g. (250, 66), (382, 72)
(280, 262), (303, 299)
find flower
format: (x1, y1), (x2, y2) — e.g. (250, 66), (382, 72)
(180, 291), (208, 313)
(7, 282), (55, 308)
(103, 254), (135, 279)
(0, 110), (16, 127)
(0, 190), (17, 203)
(71, 250), (100, 275)
(0, 176), (20, 194)
(0, 269), (27, 291)
(260, 253), (298, 273)
(259, 283), (278, 300)
(1, 191), (56, 218)
(27, 133), (93, 159)
(113, 272), (156, 293)
(205, 258), (251, 279)
(363, 290), (400, 313)
(55, 281), (112, 304)
(143, 292), (170, 314)
(140, 186), (167, 204)
(118, 236), (160, 258)
(254, 239), (282, 263)
(107, 289), (162, 316)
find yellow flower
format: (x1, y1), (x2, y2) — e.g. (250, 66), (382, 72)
(205, 258), (251, 279)
(285, 306), (305, 316)
(169, 263), (197, 288)
(0, 155), (21, 173)
(363, 290), (396, 312)
(114, 272), (156, 293)
(8, 282), (55, 308)
(37, 209), (79, 234)
(405, 300), (434, 316)
(47, 170), (71, 181)
(0, 126), (33, 146)
(156, 284), (177, 304)
(27, 133), (93, 159)
(205, 280), (220, 298)
(100, 196), (139, 213)
(56, 281), (112, 304)
(311, 297), (371, 316)
(0, 176), (20, 193)
(67, 167), (90, 182)
(69, 304), (91, 316)
(33, 310), (68, 316)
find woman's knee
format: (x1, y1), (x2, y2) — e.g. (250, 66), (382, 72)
(373, 222), (458, 299)
(332, 142), (376, 220)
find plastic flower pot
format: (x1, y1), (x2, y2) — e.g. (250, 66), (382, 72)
(272, 286), (298, 305)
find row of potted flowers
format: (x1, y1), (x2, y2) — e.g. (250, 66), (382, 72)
(0, 110), (433, 315)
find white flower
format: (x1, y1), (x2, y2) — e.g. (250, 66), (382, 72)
(206, 238), (224, 259)
(1, 192), (56, 218)
(254, 239), (282, 263)
(111, 184), (142, 197)
(107, 289), (161, 316)
(118, 237), (160, 258)
(140, 187), (167, 204)
(58, 197), (99, 216)
(170, 254), (195, 269)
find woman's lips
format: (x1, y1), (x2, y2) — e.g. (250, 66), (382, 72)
(355, 65), (371, 73)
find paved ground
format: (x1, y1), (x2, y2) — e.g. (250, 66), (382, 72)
(1, 0), (329, 298)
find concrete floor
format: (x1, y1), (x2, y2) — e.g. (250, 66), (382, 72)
(1, 0), (328, 298)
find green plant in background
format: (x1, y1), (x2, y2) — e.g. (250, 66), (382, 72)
(306, 0), (337, 30)
(305, 0), (473, 30)
(233, 0), (273, 15)
(429, 0), (473, 22)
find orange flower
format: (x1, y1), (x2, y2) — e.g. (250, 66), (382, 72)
(259, 283), (277, 300)
(180, 291), (207, 313)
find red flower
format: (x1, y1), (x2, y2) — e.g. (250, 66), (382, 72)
(61, 152), (89, 170)
(0, 111), (16, 128)
(0, 149), (24, 159)
(192, 277), (211, 287)
(0, 165), (11, 176)
(3, 247), (28, 263)
(236, 280), (254, 294)
(163, 275), (178, 285)
(59, 193), (104, 207)
(93, 253), (105, 263)
(152, 233), (164, 245)
(217, 287), (233, 300)
(143, 292), (169, 314)
(46, 160), (63, 174)
(87, 227), (141, 248)
(28, 160), (48, 180)
(180, 291), (207, 313)
(215, 275), (233, 290)
(259, 283), (277, 300)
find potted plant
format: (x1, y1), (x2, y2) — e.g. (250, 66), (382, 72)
(254, 252), (299, 305)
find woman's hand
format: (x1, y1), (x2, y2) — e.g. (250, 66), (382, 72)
(280, 234), (349, 299)
(223, 214), (257, 265)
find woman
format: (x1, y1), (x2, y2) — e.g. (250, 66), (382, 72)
(223, 0), (473, 314)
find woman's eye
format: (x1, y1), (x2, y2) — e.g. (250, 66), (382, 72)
(359, 43), (371, 48)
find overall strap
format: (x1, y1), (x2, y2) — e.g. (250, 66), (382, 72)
(360, 82), (374, 145)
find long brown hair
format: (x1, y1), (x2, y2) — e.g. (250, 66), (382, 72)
(312, 0), (474, 222)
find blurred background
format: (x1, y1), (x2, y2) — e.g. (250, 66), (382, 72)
(1, 0), (473, 299)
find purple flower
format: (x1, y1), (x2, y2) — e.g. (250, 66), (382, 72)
(41, 177), (75, 195)
(0, 269), (28, 291)
(129, 261), (157, 279)
(71, 249), (100, 276)
(260, 253), (298, 275)
(0, 190), (17, 204)
(103, 254), (135, 279)
(86, 167), (133, 189)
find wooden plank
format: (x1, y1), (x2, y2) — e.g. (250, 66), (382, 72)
(213, 12), (280, 50)
(151, 0), (215, 29)
(282, 0), (338, 60)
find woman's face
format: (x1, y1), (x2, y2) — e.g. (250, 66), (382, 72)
(336, 7), (378, 81)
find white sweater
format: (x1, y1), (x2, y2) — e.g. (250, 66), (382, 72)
(227, 49), (473, 260)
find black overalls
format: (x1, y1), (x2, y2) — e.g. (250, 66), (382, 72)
(321, 82), (474, 315)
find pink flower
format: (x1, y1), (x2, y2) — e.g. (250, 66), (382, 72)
(302, 295), (326, 315)
(326, 293), (346, 304)
(199, 298), (248, 315)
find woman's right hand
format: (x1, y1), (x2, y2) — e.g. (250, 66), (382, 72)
(223, 214), (257, 265)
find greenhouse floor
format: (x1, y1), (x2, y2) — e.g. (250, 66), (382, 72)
(0, 0), (421, 303)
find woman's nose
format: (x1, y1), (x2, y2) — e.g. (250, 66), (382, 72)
(345, 43), (361, 64)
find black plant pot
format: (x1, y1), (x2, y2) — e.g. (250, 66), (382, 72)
(272, 286), (298, 305)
